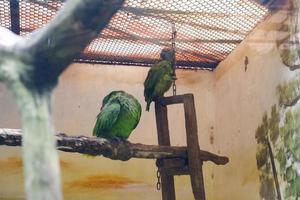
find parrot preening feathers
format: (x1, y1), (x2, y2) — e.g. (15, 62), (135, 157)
(93, 91), (142, 139)
(144, 48), (175, 111)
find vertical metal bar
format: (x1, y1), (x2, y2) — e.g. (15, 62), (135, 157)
(155, 102), (176, 200)
(171, 22), (177, 76)
(171, 22), (177, 96)
(9, 0), (20, 35)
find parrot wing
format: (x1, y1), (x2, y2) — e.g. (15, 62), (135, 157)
(144, 62), (168, 98)
(131, 103), (142, 130)
(93, 103), (121, 137)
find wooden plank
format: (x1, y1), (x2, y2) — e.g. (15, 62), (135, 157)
(183, 94), (206, 200)
(165, 167), (190, 176)
(155, 102), (176, 200)
(156, 158), (189, 176)
(156, 94), (186, 106)
(156, 158), (187, 168)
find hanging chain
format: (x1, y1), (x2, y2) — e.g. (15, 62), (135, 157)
(156, 168), (161, 190)
(155, 23), (176, 191)
(172, 81), (177, 96)
(171, 22), (177, 96)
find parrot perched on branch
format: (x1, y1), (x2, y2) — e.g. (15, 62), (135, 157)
(93, 91), (142, 139)
(144, 48), (175, 111)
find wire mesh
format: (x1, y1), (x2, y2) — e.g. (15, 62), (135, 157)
(0, 0), (269, 70)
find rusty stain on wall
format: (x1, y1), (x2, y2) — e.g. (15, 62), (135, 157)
(68, 175), (142, 190)
(0, 156), (71, 171)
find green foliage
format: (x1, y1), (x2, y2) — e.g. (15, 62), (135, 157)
(256, 71), (300, 200)
(256, 144), (269, 169)
(280, 110), (297, 156)
(279, 46), (300, 67)
(280, 109), (300, 159)
(285, 178), (300, 199)
(255, 103), (300, 199)
(292, 135), (300, 161)
(255, 124), (268, 144)
(285, 166), (296, 182)
(269, 105), (280, 144)
(259, 173), (276, 200)
(255, 111), (277, 198)
(275, 100), (300, 199)
(280, 109), (300, 198)
(255, 113), (269, 144)
(277, 79), (300, 107)
(276, 147), (286, 172)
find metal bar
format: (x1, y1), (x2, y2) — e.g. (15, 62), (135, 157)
(75, 56), (220, 69)
(100, 34), (243, 44)
(122, 6), (264, 19)
(9, 0), (20, 35)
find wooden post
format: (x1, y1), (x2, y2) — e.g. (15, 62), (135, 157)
(0, 1), (124, 199)
(155, 94), (206, 200)
(183, 94), (206, 200)
(155, 103), (176, 200)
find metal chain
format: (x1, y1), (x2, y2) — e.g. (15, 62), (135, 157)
(172, 79), (177, 96)
(171, 22), (177, 96)
(156, 168), (161, 190)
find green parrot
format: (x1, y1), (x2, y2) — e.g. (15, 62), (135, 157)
(93, 91), (142, 139)
(144, 48), (175, 111)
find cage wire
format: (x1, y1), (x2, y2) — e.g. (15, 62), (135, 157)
(0, 0), (269, 70)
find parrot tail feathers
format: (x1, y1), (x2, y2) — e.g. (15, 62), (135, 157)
(146, 101), (151, 111)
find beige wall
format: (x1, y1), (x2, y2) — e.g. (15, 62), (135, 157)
(0, 64), (215, 200)
(212, 10), (294, 200)
(0, 10), (293, 200)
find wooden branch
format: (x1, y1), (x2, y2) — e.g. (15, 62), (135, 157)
(24, 0), (124, 79)
(0, 26), (23, 48)
(0, 1), (124, 199)
(0, 129), (229, 165)
(0, 27), (23, 82)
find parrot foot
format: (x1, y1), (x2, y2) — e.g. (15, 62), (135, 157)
(111, 137), (127, 143)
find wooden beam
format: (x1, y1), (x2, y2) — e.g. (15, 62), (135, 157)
(155, 102), (176, 200)
(183, 94), (206, 200)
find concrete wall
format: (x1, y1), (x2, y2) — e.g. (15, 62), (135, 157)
(0, 64), (215, 200)
(212, 10), (294, 200)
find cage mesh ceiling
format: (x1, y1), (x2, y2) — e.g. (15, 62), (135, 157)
(0, 0), (269, 70)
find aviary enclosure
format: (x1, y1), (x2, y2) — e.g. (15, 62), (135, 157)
(0, 0), (299, 199)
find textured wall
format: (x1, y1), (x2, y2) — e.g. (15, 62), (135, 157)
(0, 64), (215, 200)
(212, 10), (295, 200)
(0, 8), (295, 200)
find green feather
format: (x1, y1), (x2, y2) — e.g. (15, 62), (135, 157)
(93, 91), (141, 139)
(93, 103), (120, 138)
(144, 60), (173, 111)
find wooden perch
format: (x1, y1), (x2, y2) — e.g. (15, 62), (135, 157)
(0, 129), (229, 165)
